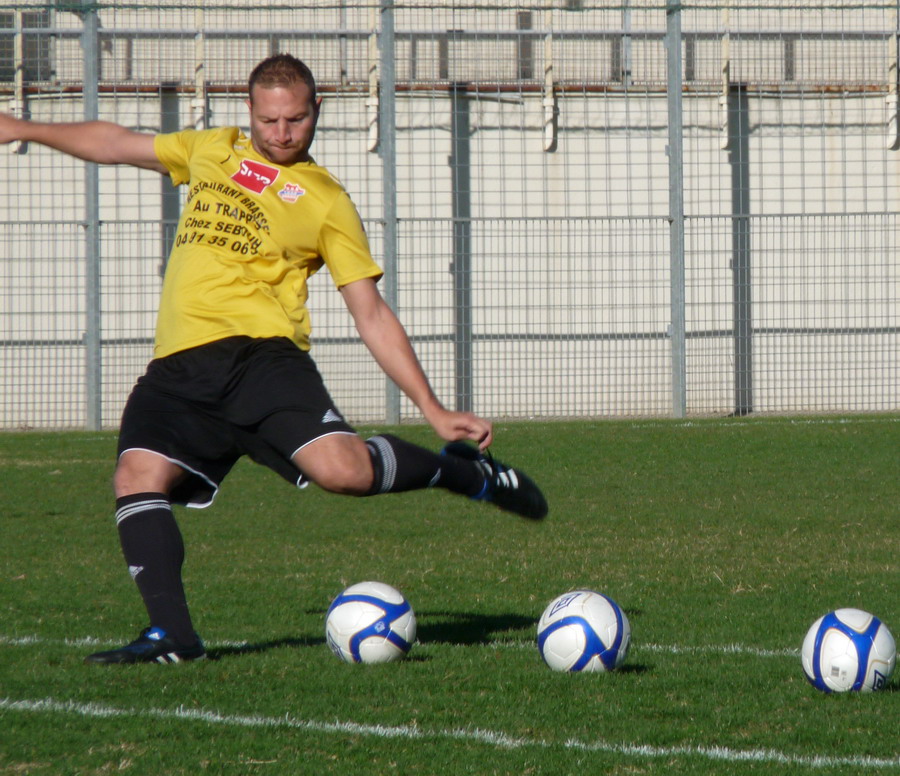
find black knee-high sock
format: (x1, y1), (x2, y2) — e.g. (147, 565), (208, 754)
(115, 492), (196, 644)
(365, 434), (485, 496)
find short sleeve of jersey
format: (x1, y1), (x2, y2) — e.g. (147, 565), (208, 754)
(154, 129), (227, 186)
(318, 189), (383, 288)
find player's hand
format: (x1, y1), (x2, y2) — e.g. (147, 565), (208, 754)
(426, 408), (493, 450)
(0, 113), (24, 145)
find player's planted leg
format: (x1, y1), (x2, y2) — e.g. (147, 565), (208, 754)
(85, 492), (203, 665)
(85, 627), (206, 665)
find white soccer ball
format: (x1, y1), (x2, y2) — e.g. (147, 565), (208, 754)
(325, 581), (417, 664)
(800, 608), (896, 693)
(537, 589), (631, 672)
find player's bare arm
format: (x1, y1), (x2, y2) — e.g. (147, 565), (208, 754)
(0, 113), (166, 173)
(340, 277), (493, 449)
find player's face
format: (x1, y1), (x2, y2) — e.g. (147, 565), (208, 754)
(247, 82), (319, 166)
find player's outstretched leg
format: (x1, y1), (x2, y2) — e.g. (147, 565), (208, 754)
(85, 627), (206, 665)
(441, 442), (548, 520)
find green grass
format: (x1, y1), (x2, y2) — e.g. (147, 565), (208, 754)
(1, 417), (898, 775)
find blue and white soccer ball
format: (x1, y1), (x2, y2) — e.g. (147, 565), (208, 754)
(800, 608), (896, 693)
(537, 590), (631, 672)
(325, 581), (417, 664)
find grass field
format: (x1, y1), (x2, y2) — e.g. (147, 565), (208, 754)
(1, 417), (898, 775)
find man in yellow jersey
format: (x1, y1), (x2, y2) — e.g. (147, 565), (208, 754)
(0, 54), (546, 665)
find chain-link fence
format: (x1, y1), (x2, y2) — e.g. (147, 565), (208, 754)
(2, 1), (899, 429)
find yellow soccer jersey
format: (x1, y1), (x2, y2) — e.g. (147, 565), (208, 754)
(152, 127), (383, 357)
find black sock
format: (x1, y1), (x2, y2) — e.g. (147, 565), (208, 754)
(115, 492), (196, 645)
(365, 434), (485, 497)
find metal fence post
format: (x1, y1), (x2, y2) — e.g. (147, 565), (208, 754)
(378, 0), (400, 424)
(449, 82), (472, 413)
(728, 85), (753, 415)
(82, 0), (101, 430)
(666, 0), (687, 418)
(159, 85), (181, 276)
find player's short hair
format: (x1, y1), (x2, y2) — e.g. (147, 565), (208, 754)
(248, 54), (317, 102)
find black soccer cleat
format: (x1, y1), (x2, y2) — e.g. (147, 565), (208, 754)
(441, 442), (548, 520)
(84, 627), (206, 665)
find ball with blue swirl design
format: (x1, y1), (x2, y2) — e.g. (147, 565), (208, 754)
(800, 608), (895, 692)
(325, 581), (417, 664)
(537, 590), (631, 672)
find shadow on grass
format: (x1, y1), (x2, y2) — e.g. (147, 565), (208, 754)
(208, 610), (652, 669)
(614, 662), (651, 675)
(210, 609), (538, 658)
(417, 606), (644, 647)
(414, 610), (536, 645)
(208, 635), (323, 660)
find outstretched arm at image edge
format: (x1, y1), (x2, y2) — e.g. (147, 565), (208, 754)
(0, 114), (165, 173)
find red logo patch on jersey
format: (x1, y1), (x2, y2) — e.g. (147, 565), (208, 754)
(231, 159), (280, 194)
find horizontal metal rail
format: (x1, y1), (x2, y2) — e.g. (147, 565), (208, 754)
(4, 326), (900, 350)
(0, 27), (893, 40)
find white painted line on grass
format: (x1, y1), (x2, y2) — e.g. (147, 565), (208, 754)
(642, 641), (800, 658)
(1, 696), (898, 771)
(0, 635), (107, 648)
(0, 633), (800, 658)
(625, 415), (900, 431)
(0, 634), (257, 650)
(0, 633), (801, 659)
(469, 640), (800, 658)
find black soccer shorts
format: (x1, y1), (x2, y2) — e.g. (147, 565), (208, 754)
(117, 336), (357, 507)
